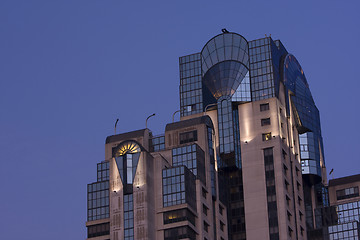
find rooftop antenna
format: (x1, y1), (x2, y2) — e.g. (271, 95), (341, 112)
(114, 118), (119, 135)
(221, 28), (229, 33)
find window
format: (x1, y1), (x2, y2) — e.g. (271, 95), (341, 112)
(172, 144), (205, 184)
(202, 187), (207, 199)
(179, 130), (197, 144)
(220, 221), (225, 231)
(262, 132), (272, 141)
(219, 205), (224, 215)
(114, 141), (141, 187)
(150, 135), (165, 152)
(97, 161), (109, 181)
(286, 195), (290, 206)
(264, 147), (279, 238)
(164, 226), (196, 240)
(162, 166), (197, 209)
(163, 209), (195, 226)
(283, 164), (288, 176)
(285, 179), (289, 191)
(288, 226), (293, 237)
(202, 204), (208, 216)
(298, 196), (302, 206)
(282, 149), (287, 159)
(87, 181), (110, 221)
(336, 187), (359, 200)
(204, 221), (209, 232)
(261, 118), (271, 126)
(260, 103), (270, 111)
(87, 222), (110, 238)
(124, 194), (134, 240)
(287, 211), (292, 221)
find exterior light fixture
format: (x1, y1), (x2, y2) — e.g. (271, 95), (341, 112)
(145, 113), (156, 129)
(114, 118), (119, 135)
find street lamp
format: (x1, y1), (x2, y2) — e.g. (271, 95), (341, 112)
(145, 113), (156, 129)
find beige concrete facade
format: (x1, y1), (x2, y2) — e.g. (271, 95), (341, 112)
(86, 118), (228, 240)
(328, 175), (360, 206)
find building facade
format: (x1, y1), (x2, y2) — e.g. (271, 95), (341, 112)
(86, 30), (328, 240)
(324, 174), (360, 240)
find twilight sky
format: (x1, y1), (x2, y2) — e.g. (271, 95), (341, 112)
(0, 0), (359, 239)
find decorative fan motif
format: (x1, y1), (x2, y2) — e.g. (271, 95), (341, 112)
(117, 141), (140, 156)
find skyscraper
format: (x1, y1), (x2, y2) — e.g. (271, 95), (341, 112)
(86, 30), (327, 240)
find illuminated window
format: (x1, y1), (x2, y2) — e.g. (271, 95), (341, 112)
(163, 209), (195, 226)
(114, 141), (141, 187)
(262, 132), (272, 141)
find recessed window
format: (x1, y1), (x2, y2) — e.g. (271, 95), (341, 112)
(287, 211), (292, 221)
(298, 196), (302, 206)
(260, 103), (270, 111)
(283, 164), (288, 176)
(163, 208), (196, 226)
(202, 204), (208, 216)
(285, 179), (289, 191)
(336, 187), (359, 200)
(286, 195), (290, 206)
(219, 205), (224, 215)
(282, 149), (287, 159)
(204, 221), (209, 232)
(202, 187), (207, 199)
(261, 118), (271, 126)
(262, 132), (272, 141)
(220, 221), (225, 231)
(288, 226), (293, 237)
(87, 222), (110, 238)
(179, 130), (197, 144)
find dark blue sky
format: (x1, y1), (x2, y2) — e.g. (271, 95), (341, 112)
(1, 1), (359, 239)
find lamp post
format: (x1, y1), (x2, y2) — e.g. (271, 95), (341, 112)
(172, 109), (181, 122)
(114, 118), (119, 135)
(145, 113), (156, 129)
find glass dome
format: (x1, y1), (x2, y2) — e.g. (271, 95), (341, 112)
(201, 33), (249, 99)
